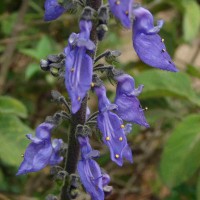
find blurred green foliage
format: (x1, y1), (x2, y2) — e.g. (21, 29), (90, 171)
(0, 0), (200, 199)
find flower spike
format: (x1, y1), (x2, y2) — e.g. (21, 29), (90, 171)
(132, 6), (178, 72)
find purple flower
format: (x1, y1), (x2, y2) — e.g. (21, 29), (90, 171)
(65, 20), (95, 114)
(17, 122), (63, 175)
(77, 136), (110, 200)
(94, 85), (133, 166)
(132, 6), (178, 72)
(114, 73), (149, 127)
(108, 0), (133, 28)
(44, 0), (66, 21)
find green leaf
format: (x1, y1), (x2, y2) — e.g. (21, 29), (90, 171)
(197, 173), (200, 200)
(160, 114), (200, 187)
(183, 1), (200, 42)
(186, 65), (200, 79)
(0, 13), (17, 36)
(20, 36), (54, 61)
(25, 63), (40, 80)
(19, 48), (39, 60)
(0, 96), (28, 118)
(134, 70), (200, 106)
(0, 113), (32, 166)
(36, 36), (54, 58)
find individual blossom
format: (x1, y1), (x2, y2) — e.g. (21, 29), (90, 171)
(108, 0), (133, 29)
(64, 19), (95, 114)
(94, 85), (133, 166)
(44, 0), (66, 21)
(77, 136), (111, 200)
(132, 6), (178, 72)
(114, 73), (149, 127)
(17, 122), (63, 175)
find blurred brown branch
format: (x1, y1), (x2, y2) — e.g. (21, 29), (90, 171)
(0, 0), (29, 94)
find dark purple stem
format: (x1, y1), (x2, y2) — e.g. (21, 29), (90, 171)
(60, 1), (102, 199)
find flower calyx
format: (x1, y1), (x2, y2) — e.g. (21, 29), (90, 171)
(92, 74), (104, 88)
(97, 5), (109, 41)
(40, 53), (65, 77)
(75, 124), (92, 138)
(80, 6), (95, 21)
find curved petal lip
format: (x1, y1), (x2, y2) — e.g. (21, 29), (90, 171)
(133, 33), (178, 72)
(44, 0), (65, 21)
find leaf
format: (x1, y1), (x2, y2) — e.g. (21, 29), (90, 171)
(36, 36), (54, 58)
(25, 63), (40, 80)
(197, 173), (200, 200)
(186, 65), (200, 79)
(0, 13), (17, 36)
(0, 96), (27, 118)
(183, 1), (200, 42)
(0, 113), (32, 166)
(134, 70), (200, 106)
(160, 114), (200, 187)
(20, 36), (54, 61)
(20, 48), (39, 60)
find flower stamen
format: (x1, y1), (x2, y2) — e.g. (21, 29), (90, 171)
(70, 68), (75, 72)
(106, 136), (110, 141)
(115, 0), (120, 5)
(115, 154), (119, 158)
(91, 82), (95, 87)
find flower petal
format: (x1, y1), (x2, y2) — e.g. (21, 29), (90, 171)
(97, 111), (127, 166)
(78, 160), (104, 200)
(122, 144), (133, 163)
(17, 139), (52, 175)
(115, 94), (149, 127)
(49, 139), (63, 165)
(132, 6), (178, 72)
(65, 48), (93, 113)
(77, 136), (106, 200)
(115, 74), (149, 127)
(17, 122), (56, 175)
(109, 0), (133, 28)
(35, 122), (54, 139)
(44, 0), (66, 21)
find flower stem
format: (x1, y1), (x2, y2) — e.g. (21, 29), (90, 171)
(60, 1), (102, 199)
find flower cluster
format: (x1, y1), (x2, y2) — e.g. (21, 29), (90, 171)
(44, 0), (178, 72)
(17, 1), (178, 200)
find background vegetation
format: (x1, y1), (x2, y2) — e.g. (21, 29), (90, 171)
(0, 0), (200, 199)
